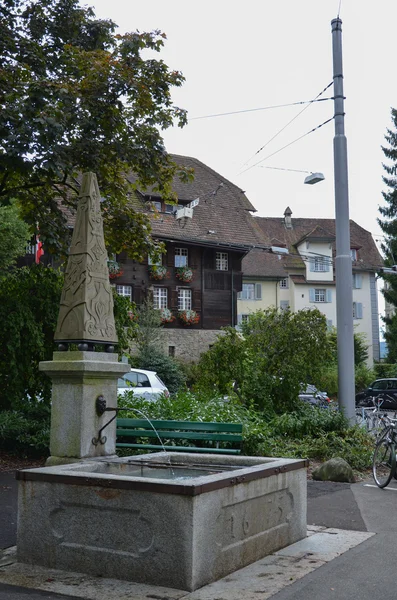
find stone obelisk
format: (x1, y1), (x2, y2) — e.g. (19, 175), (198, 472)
(40, 173), (129, 465)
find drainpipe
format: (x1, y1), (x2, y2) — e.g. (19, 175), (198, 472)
(201, 248), (204, 328)
(231, 267), (234, 326)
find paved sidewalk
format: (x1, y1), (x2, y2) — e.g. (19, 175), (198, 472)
(1, 471), (396, 599)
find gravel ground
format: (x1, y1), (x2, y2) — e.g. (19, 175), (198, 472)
(0, 451), (46, 473)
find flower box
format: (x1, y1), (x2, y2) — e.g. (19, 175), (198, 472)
(108, 260), (123, 279)
(175, 266), (194, 283)
(178, 309), (199, 326)
(160, 308), (175, 324)
(149, 265), (169, 280)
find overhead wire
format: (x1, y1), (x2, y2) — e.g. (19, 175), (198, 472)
(241, 82), (333, 167)
(239, 116), (334, 176)
(188, 96), (333, 122)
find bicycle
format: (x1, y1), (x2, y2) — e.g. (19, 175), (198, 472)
(373, 420), (397, 488)
(356, 394), (397, 439)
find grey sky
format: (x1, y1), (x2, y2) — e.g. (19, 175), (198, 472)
(89, 0), (396, 264)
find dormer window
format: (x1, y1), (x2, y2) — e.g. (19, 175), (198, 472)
(175, 247), (188, 267)
(351, 248), (357, 261)
(165, 203), (177, 214)
(310, 257), (330, 273)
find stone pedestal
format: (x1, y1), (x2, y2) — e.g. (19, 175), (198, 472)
(39, 351), (129, 464)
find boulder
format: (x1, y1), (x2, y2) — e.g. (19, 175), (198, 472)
(312, 457), (355, 483)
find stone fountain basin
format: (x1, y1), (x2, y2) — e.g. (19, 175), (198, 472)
(17, 453), (307, 591)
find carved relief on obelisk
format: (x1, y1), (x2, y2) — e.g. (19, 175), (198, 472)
(54, 172), (118, 345)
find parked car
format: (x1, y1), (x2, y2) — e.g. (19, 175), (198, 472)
(299, 384), (330, 407)
(355, 378), (397, 409)
(117, 368), (170, 401)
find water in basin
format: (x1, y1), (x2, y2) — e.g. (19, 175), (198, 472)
(80, 459), (242, 480)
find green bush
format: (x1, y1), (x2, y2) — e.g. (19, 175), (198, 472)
(0, 405), (50, 456)
(355, 364), (376, 393)
(133, 349), (187, 393)
(262, 428), (373, 471)
(117, 390), (373, 471)
(373, 363), (397, 379)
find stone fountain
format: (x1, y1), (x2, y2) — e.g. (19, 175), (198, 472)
(16, 173), (307, 592)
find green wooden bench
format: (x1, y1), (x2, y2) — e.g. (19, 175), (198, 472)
(116, 418), (243, 455)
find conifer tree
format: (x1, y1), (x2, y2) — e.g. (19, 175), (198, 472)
(378, 108), (397, 361)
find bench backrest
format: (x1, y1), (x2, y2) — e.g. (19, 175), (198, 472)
(116, 418), (243, 443)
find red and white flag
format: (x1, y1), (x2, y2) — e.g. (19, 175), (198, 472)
(35, 236), (44, 264)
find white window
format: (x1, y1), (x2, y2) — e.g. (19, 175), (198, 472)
(315, 289), (326, 302)
(175, 247), (188, 267)
(216, 252), (228, 271)
(116, 285), (132, 299)
(353, 302), (363, 319)
(26, 241), (35, 255)
(165, 203), (177, 214)
(352, 273), (362, 289)
(280, 300), (290, 311)
(351, 249), (357, 261)
(313, 257), (328, 272)
(239, 283), (255, 300)
(178, 288), (192, 311)
(238, 283), (262, 300)
(149, 201), (162, 212)
(241, 314), (249, 324)
(309, 288), (332, 303)
(148, 254), (162, 266)
(279, 278), (288, 289)
(153, 287), (168, 309)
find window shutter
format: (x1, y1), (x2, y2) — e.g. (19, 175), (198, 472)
(133, 286), (142, 306)
(324, 260), (330, 272)
(356, 302), (363, 319)
(255, 283), (262, 300)
(326, 289), (332, 303)
(310, 259), (315, 272)
(193, 289), (201, 310)
(355, 274), (362, 289)
(166, 246), (174, 267)
(327, 319), (333, 329)
(309, 288), (315, 302)
(237, 314), (242, 326)
(170, 288), (178, 310)
(237, 291), (242, 300)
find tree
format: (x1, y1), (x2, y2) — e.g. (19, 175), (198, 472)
(134, 297), (163, 354)
(0, 264), (63, 410)
(327, 327), (369, 367)
(0, 0), (191, 259)
(196, 308), (331, 413)
(0, 201), (31, 270)
(378, 108), (397, 362)
(242, 308), (331, 412)
(0, 265), (140, 410)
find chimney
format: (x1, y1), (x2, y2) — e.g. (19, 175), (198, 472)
(284, 206), (292, 229)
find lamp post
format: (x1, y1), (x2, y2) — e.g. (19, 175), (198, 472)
(331, 18), (355, 422)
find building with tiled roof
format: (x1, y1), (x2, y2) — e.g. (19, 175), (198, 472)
(115, 155), (265, 360)
(238, 208), (383, 365)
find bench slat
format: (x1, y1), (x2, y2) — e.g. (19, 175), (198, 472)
(116, 418), (242, 433)
(115, 443), (241, 454)
(116, 429), (242, 442)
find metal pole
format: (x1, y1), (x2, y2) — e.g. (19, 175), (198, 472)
(331, 18), (355, 422)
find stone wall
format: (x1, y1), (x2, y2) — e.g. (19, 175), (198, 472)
(158, 329), (224, 362)
(129, 329), (225, 363)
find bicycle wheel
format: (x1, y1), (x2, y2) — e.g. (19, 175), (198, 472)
(373, 434), (396, 488)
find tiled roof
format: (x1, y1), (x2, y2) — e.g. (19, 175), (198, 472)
(242, 249), (287, 278)
(130, 155), (264, 249)
(250, 214), (382, 272)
